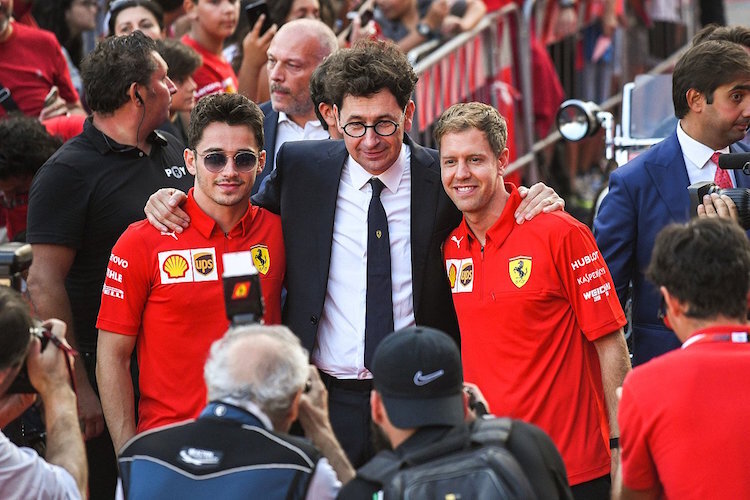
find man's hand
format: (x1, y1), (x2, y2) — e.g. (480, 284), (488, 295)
(38, 95), (69, 121)
(697, 193), (739, 223)
(26, 319), (74, 396)
(241, 15), (277, 72)
(298, 366), (355, 484)
(144, 188), (190, 233)
(515, 182), (565, 224)
(298, 366), (330, 435)
(75, 374), (105, 440)
(552, 5), (578, 41)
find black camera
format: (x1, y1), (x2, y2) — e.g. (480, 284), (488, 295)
(0, 242), (32, 291)
(6, 326), (55, 394)
(688, 181), (750, 229)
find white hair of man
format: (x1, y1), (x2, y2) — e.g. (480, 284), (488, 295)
(204, 324), (309, 428)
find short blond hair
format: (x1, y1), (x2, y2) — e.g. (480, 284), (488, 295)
(434, 102), (508, 157)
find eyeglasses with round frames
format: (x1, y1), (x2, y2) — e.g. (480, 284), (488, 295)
(195, 150), (259, 173)
(342, 119), (400, 138)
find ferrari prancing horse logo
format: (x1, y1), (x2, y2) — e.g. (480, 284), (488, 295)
(251, 245), (270, 275)
(509, 256), (531, 288)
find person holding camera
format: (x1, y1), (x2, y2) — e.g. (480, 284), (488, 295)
(117, 324), (352, 499)
(0, 287), (87, 500)
(593, 39), (750, 367)
(615, 217), (750, 499)
(96, 92), (284, 454)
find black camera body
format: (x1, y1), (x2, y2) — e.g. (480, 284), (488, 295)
(688, 181), (750, 229)
(222, 251), (265, 326)
(6, 327), (54, 394)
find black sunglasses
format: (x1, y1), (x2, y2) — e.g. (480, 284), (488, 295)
(195, 150), (259, 173)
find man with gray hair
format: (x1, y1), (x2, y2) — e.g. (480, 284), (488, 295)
(117, 324), (353, 499)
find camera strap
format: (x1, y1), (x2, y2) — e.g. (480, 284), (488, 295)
(0, 80), (19, 112)
(682, 331), (750, 349)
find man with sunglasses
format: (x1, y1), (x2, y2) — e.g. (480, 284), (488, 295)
(95, 92), (284, 454)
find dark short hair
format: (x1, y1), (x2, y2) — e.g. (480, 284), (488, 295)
(108, 0), (165, 35)
(647, 218), (750, 320)
(187, 93), (265, 150)
(692, 24), (750, 48)
(156, 39), (202, 83)
(325, 39), (418, 111)
(434, 102), (508, 157)
(309, 50), (345, 130)
(0, 287), (33, 370)
(672, 40), (750, 119)
(81, 31), (159, 114)
(0, 114), (63, 181)
(152, 0), (182, 11)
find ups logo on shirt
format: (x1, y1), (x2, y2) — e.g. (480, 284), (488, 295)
(194, 253), (215, 275)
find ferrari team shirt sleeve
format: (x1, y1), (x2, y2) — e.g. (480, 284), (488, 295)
(96, 226), (153, 335)
(0, 432), (81, 500)
(554, 220), (627, 340)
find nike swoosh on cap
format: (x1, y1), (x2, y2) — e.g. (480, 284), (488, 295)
(413, 369), (445, 386)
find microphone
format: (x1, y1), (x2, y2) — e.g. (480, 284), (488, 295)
(718, 153), (750, 174)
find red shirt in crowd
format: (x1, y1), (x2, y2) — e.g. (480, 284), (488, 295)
(444, 184), (626, 485)
(181, 34), (239, 100)
(619, 325), (750, 498)
(0, 21), (78, 119)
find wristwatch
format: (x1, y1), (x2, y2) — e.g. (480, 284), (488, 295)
(559, 0), (576, 7)
(416, 22), (435, 38)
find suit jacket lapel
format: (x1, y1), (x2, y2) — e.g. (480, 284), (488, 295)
(408, 136), (439, 313)
(644, 132), (691, 221)
(317, 142), (349, 285)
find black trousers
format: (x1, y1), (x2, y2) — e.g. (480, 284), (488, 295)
(571, 473), (611, 500)
(319, 372), (375, 469)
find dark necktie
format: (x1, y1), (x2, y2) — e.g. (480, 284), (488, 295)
(364, 178), (394, 369)
(712, 151), (733, 189)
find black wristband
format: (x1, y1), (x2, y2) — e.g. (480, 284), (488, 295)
(609, 437), (620, 449)
(559, 0), (576, 7)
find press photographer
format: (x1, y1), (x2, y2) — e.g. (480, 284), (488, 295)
(0, 287), (87, 499)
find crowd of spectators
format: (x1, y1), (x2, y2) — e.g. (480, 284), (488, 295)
(1, 0), (747, 499)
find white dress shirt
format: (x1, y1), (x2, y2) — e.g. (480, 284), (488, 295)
(273, 112), (329, 163)
(312, 143), (416, 379)
(677, 121), (733, 186)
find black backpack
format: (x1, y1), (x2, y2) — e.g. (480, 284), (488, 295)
(357, 417), (537, 499)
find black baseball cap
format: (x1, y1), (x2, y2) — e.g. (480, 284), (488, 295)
(371, 326), (464, 429)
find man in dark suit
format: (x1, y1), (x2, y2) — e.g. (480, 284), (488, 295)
(145, 40), (563, 467)
(594, 40), (750, 366)
(252, 18), (338, 195)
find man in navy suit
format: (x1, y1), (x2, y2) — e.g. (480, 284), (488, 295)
(594, 40), (750, 366)
(253, 19), (338, 195)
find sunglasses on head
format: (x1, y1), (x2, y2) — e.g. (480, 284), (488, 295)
(195, 150), (258, 173)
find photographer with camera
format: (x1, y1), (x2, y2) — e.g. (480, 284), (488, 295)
(118, 324), (351, 499)
(0, 287), (86, 500)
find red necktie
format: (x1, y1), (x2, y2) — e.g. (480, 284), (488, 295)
(713, 151), (733, 189)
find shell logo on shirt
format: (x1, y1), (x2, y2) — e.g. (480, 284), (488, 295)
(446, 258), (473, 293)
(163, 255), (189, 279)
(509, 256), (532, 288)
(251, 245), (270, 275)
(158, 248), (219, 284)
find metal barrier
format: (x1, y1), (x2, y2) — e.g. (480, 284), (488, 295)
(409, 5), (521, 151)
